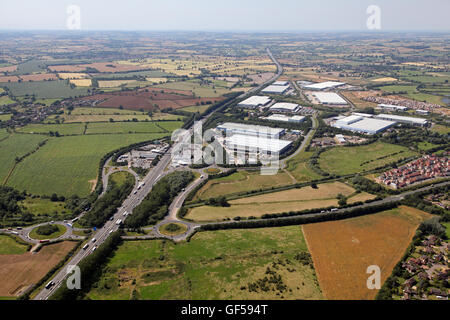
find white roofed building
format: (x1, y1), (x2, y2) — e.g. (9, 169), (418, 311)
(312, 92), (348, 105)
(375, 114), (428, 126)
(333, 116), (396, 134)
(217, 122), (285, 138)
(224, 134), (293, 155)
(304, 81), (345, 90)
(237, 95), (271, 109)
(262, 85), (290, 94)
(269, 102), (301, 113)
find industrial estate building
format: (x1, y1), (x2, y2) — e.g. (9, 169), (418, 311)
(333, 115), (396, 134)
(378, 104), (408, 112)
(237, 95), (271, 109)
(217, 122), (285, 138)
(375, 114), (428, 126)
(269, 102), (301, 113)
(312, 92), (348, 105)
(263, 114), (306, 123)
(304, 81), (345, 91)
(224, 134), (293, 155)
(272, 81), (289, 86)
(262, 84), (290, 94)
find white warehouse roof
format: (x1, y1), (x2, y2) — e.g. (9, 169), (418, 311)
(217, 122), (285, 137)
(238, 95), (271, 107)
(378, 104), (408, 111)
(272, 81), (289, 86)
(262, 85), (290, 94)
(264, 114), (306, 123)
(334, 117), (396, 134)
(336, 115), (363, 125)
(270, 102), (300, 112)
(304, 81), (345, 90)
(224, 134), (292, 154)
(312, 92), (347, 105)
(375, 114), (428, 126)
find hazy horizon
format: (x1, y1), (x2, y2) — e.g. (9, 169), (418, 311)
(0, 0), (449, 32)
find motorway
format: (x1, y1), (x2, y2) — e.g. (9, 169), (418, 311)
(30, 47), (283, 300)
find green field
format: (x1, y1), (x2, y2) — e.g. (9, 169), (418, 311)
(109, 171), (135, 188)
(181, 105), (210, 113)
(1, 80), (89, 98)
(431, 124), (450, 135)
(286, 151), (323, 182)
(318, 141), (418, 175)
(155, 79), (231, 97)
(194, 170), (293, 200)
(7, 133), (169, 197)
(19, 198), (70, 217)
(0, 134), (47, 183)
(0, 235), (28, 255)
(85, 122), (165, 135)
(16, 123), (85, 135)
(87, 226), (323, 300)
(0, 96), (15, 106)
(0, 113), (12, 121)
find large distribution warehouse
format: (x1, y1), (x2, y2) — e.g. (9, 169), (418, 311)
(333, 115), (396, 134)
(304, 81), (345, 90)
(375, 114), (428, 126)
(262, 85), (290, 94)
(224, 134), (293, 155)
(264, 114), (306, 123)
(312, 92), (348, 105)
(237, 95), (271, 109)
(217, 122), (285, 138)
(269, 102), (301, 113)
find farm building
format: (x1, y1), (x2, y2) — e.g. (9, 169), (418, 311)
(217, 122), (285, 138)
(269, 102), (301, 113)
(304, 81), (345, 90)
(378, 104), (408, 112)
(237, 95), (271, 109)
(375, 114), (428, 126)
(262, 85), (290, 94)
(263, 114), (306, 123)
(333, 115), (396, 134)
(224, 134), (293, 155)
(312, 92), (348, 105)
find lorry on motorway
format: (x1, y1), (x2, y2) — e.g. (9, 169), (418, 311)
(91, 238), (96, 243)
(123, 211), (128, 217)
(45, 281), (54, 289)
(330, 208), (338, 212)
(67, 223), (73, 228)
(82, 244), (89, 250)
(71, 217), (78, 223)
(116, 219), (122, 225)
(11, 231), (19, 235)
(40, 239), (50, 243)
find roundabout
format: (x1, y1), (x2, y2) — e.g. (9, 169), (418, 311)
(158, 222), (189, 237)
(28, 224), (68, 241)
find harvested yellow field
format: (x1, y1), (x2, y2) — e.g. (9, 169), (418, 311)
(185, 199), (339, 222)
(230, 182), (355, 205)
(371, 77), (398, 82)
(302, 206), (430, 300)
(69, 79), (92, 87)
(145, 77), (167, 84)
(98, 80), (137, 88)
(347, 192), (377, 204)
(58, 73), (89, 79)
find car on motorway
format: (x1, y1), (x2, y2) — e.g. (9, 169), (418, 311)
(91, 246), (98, 252)
(16, 227), (22, 230)
(123, 211), (128, 216)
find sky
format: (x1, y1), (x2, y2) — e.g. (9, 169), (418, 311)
(0, 0), (449, 32)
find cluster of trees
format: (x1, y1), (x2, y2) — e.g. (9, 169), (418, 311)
(351, 175), (392, 195)
(0, 186), (25, 221)
(79, 174), (135, 228)
(382, 127), (449, 150)
(205, 196), (229, 207)
(125, 171), (195, 228)
(35, 224), (59, 236)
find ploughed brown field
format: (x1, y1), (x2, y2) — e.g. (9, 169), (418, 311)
(0, 241), (77, 297)
(77, 87), (223, 111)
(302, 206), (430, 300)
